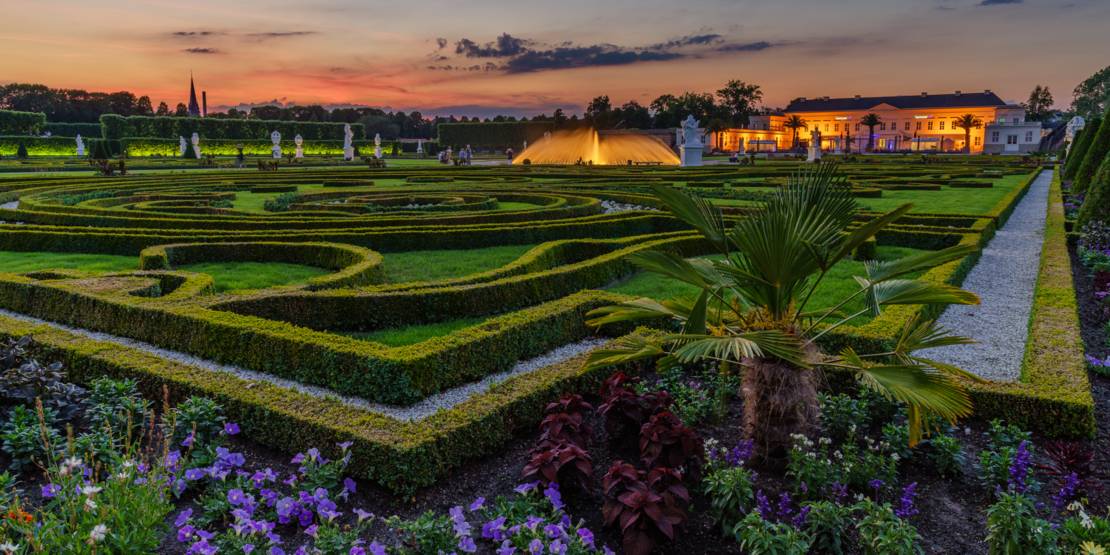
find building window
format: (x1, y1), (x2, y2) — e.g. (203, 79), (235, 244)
(916, 121), (922, 131)
(1025, 131), (1034, 142)
(974, 136), (981, 146)
(991, 131), (1000, 142)
(1007, 134), (1018, 145)
(904, 121), (910, 131)
(939, 121), (945, 130)
(1012, 117), (1020, 123)
(855, 123), (860, 132)
(927, 121), (933, 130)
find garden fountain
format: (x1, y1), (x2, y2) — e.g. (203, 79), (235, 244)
(512, 128), (679, 165)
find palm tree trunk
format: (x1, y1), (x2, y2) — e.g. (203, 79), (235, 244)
(742, 357), (819, 464)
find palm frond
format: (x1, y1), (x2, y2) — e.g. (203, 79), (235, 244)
(861, 279), (979, 316)
(584, 335), (665, 371)
(664, 330), (807, 366)
(864, 244), (978, 283)
(650, 184), (728, 251)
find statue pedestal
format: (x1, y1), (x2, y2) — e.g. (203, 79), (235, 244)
(374, 147), (383, 159)
(272, 147), (282, 159)
(680, 144), (703, 167)
(806, 144), (822, 163)
(295, 147), (304, 159)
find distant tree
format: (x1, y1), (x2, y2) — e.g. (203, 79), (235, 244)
(249, 105), (285, 120)
(585, 95), (614, 129)
(553, 108), (568, 127)
(156, 101), (169, 116)
(615, 101), (652, 129)
(136, 95), (154, 116)
(953, 114), (983, 153)
(1072, 65), (1110, 119)
(1023, 85), (1054, 121)
(716, 80), (763, 127)
(174, 103), (189, 117)
(706, 118), (729, 151)
(784, 115), (807, 150)
(860, 113), (882, 152)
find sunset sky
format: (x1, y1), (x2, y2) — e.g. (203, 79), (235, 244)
(2, 0), (1108, 118)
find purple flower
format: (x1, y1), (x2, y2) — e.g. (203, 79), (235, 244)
(515, 481), (541, 494)
(225, 422), (240, 436)
(791, 505), (811, 529)
(497, 543), (517, 555)
(829, 482), (848, 504)
(185, 468), (207, 481)
(41, 483), (60, 499)
(182, 432), (196, 448)
(868, 479), (885, 493)
(368, 542), (387, 555)
(469, 497), (485, 512)
(228, 489), (247, 506)
(726, 440), (754, 466)
(577, 528), (595, 548)
(458, 536), (477, 553)
(304, 524), (318, 538)
(483, 516), (508, 541)
(354, 508), (374, 522)
(1008, 440), (1034, 494)
(776, 492), (794, 520)
(270, 549), (285, 555)
(349, 548), (366, 555)
(175, 508), (194, 527)
(343, 478), (357, 494)
(544, 523), (564, 539)
(449, 505), (471, 537)
(550, 539), (567, 555)
(290, 453), (305, 465)
(544, 483), (564, 511)
(529, 539), (544, 555)
(755, 490), (772, 520)
(895, 482), (919, 519)
(177, 524), (196, 543)
(1053, 472), (1080, 510)
(338, 441), (353, 451)
(243, 544), (255, 554)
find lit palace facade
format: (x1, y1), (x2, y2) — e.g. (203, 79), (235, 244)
(711, 90), (1042, 155)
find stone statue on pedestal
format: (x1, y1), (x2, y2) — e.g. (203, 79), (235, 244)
(75, 134), (85, 157)
(373, 133), (383, 159)
(294, 134), (304, 159)
(416, 138), (424, 156)
(191, 133), (202, 159)
(179, 136), (187, 157)
(806, 129), (822, 162)
(271, 131), (282, 159)
(679, 115), (703, 167)
(342, 124), (354, 160)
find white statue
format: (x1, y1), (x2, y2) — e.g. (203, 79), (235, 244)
(1066, 116), (1087, 155)
(75, 134), (85, 157)
(736, 138), (745, 155)
(679, 115), (703, 167)
(543, 131), (551, 141)
(271, 130), (282, 159)
(293, 134), (304, 159)
(373, 133), (383, 159)
(416, 138), (424, 156)
(179, 136), (187, 157)
(523, 140), (528, 151)
(191, 132), (202, 159)
(342, 124), (354, 161)
(806, 128), (823, 163)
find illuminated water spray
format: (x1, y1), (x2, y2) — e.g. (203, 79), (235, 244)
(512, 128), (680, 165)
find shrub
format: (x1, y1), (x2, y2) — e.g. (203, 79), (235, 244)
(927, 434), (965, 478)
(733, 511), (812, 555)
(985, 492), (1059, 555)
(168, 396), (227, 447)
(855, 499), (922, 555)
(818, 392), (871, 443)
(521, 440), (593, 491)
(0, 109), (45, 135)
(601, 462), (689, 555)
(1, 404), (62, 472)
(0, 337), (86, 421)
(639, 411), (702, 471)
(803, 501), (853, 555)
(599, 372), (671, 444)
(702, 465), (755, 534)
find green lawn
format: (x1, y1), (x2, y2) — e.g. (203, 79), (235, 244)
(495, 201), (542, 211)
(178, 262), (330, 292)
(856, 174), (1027, 215)
(382, 244), (536, 283)
(0, 251), (136, 273)
(341, 316), (487, 346)
(606, 246), (926, 325)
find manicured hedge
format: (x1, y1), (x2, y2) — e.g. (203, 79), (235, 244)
(0, 136), (79, 156)
(1073, 108), (1110, 193)
(1064, 120), (1097, 180)
(0, 109), (46, 135)
(43, 122), (101, 137)
(100, 114), (365, 141)
(437, 121), (555, 150)
(119, 137), (394, 157)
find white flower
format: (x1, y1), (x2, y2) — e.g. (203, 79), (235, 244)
(59, 456), (82, 476)
(85, 498), (98, 511)
(0, 542), (19, 554)
(81, 485), (102, 497)
(88, 524), (108, 544)
(891, 453), (900, 462)
(116, 472), (129, 481)
(121, 460), (135, 469)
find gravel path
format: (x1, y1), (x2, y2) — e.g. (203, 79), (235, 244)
(0, 308), (606, 421)
(0, 200), (18, 210)
(921, 170), (1050, 381)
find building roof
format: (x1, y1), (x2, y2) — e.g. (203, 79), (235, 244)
(785, 91), (1006, 113)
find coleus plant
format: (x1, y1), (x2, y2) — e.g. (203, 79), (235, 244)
(639, 411), (703, 473)
(521, 439), (593, 491)
(598, 373), (672, 443)
(602, 461), (690, 555)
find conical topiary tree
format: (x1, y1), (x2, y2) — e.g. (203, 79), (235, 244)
(15, 142), (28, 159)
(1078, 150), (1110, 227)
(1074, 109), (1110, 193)
(1064, 122), (1096, 180)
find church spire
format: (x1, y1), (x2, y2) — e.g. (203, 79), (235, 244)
(187, 72), (201, 117)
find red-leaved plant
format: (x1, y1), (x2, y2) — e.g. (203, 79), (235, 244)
(599, 373), (672, 443)
(522, 439), (593, 490)
(602, 461), (690, 555)
(538, 394), (593, 446)
(639, 410), (703, 473)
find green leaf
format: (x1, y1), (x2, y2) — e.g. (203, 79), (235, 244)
(683, 289), (709, 336)
(865, 244), (978, 283)
(864, 279), (979, 316)
(830, 204), (913, 264)
(651, 184), (728, 251)
(665, 331), (807, 367)
(584, 335), (665, 370)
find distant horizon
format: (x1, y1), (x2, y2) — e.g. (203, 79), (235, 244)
(3, 0), (1108, 119)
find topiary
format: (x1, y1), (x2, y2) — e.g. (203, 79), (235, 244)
(1074, 109), (1110, 193)
(1077, 150), (1110, 227)
(15, 142), (27, 159)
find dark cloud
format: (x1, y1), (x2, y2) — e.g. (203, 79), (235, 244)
(436, 37), (448, 49)
(504, 45), (681, 73)
(716, 41), (773, 53)
(172, 30), (223, 37)
(244, 31), (317, 40)
(183, 47), (220, 54)
(456, 33), (530, 58)
(647, 33), (723, 50)
(979, 0), (1022, 4)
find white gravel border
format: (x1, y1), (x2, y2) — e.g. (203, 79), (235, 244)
(0, 307), (606, 421)
(920, 170), (1050, 381)
(0, 200), (18, 210)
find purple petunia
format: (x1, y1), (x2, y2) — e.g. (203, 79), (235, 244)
(544, 483), (564, 511)
(469, 497), (485, 512)
(514, 481), (541, 495)
(41, 483), (60, 499)
(577, 528), (595, 548)
(224, 422), (240, 436)
(175, 508), (194, 527)
(368, 542), (387, 555)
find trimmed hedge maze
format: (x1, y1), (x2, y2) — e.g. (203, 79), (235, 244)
(0, 159), (1091, 493)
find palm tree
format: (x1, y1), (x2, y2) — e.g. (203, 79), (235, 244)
(784, 115), (807, 151)
(706, 118), (729, 152)
(586, 162), (981, 462)
(953, 114), (983, 154)
(860, 113), (882, 152)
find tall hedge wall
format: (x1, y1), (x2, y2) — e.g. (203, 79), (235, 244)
(1073, 108), (1110, 193)
(0, 109), (46, 135)
(0, 136), (78, 156)
(119, 137), (395, 157)
(1065, 118), (1099, 180)
(437, 121), (555, 150)
(100, 114), (365, 142)
(43, 122), (102, 137)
